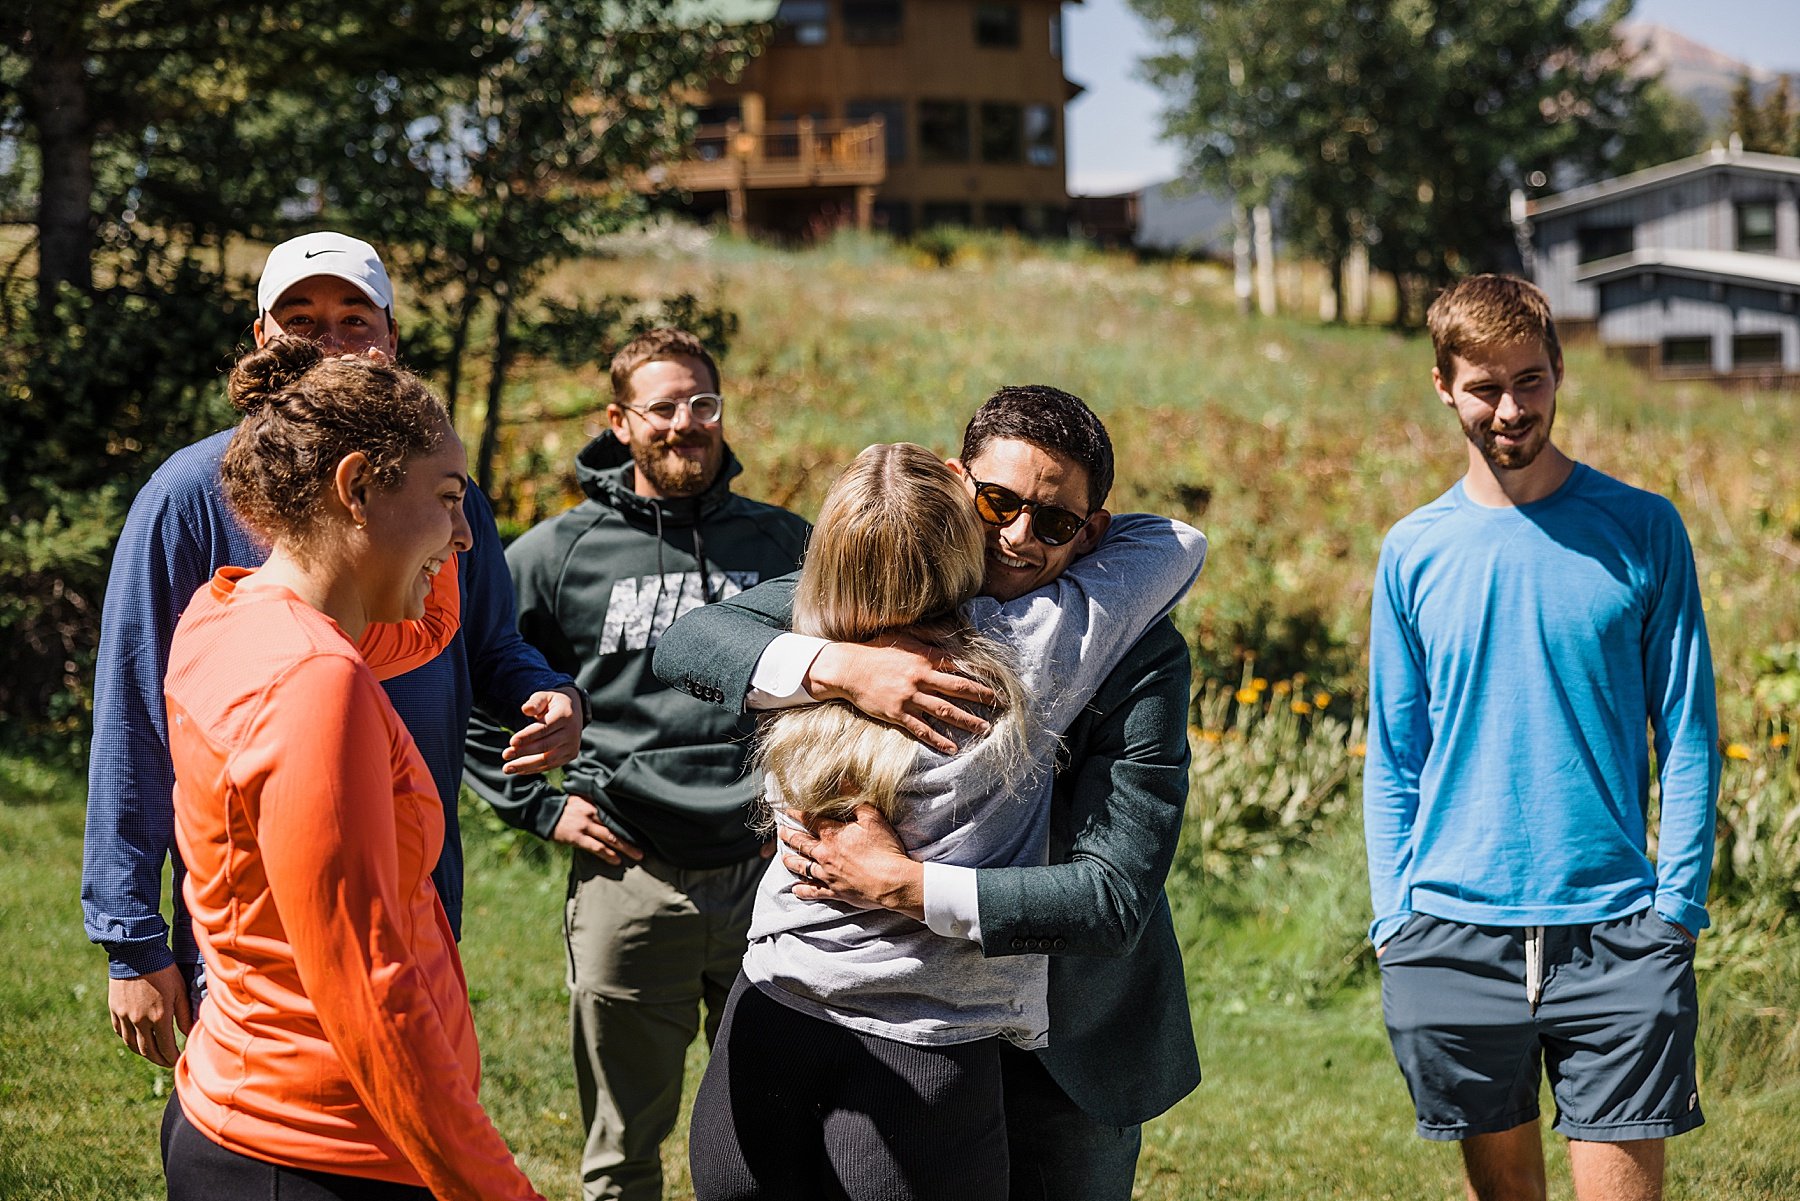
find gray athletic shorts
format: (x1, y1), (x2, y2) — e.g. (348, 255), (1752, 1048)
(1378, 908), (1703, 1142)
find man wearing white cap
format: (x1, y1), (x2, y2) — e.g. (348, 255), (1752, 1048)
(252, 231), (400, 354)
(81, 231), (588, 1068)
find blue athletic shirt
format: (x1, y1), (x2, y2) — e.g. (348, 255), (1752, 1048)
(81, 429), (573, 978)
(1364, 463), (1720, 949)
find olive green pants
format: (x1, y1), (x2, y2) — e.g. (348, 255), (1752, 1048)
(565, 848), (764, 1201)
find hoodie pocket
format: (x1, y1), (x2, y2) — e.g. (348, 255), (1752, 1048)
(601, 743), (762, 816)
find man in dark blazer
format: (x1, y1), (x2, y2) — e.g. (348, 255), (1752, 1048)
(652, 385), (1200, 1201)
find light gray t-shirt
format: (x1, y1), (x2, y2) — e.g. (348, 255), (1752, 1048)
(741, 513), (1208, 1047)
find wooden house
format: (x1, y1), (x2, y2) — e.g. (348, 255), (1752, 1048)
(663, 0), (1078, 236)
(1523, 145), (1800, 379)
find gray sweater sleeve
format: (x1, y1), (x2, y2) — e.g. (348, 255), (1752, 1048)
(968, 513), (1207, 740)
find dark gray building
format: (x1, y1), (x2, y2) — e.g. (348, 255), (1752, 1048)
(1522, 144), (1800, 377)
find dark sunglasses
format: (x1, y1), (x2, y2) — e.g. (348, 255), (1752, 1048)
(969, 479), (1090, 547)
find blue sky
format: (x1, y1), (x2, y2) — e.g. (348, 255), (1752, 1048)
(1064, 0), (1800, 194)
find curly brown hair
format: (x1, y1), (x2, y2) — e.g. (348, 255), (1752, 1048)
(221, 337), (448, 549)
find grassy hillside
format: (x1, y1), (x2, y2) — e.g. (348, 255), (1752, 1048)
(4, 234), (1798, 1198)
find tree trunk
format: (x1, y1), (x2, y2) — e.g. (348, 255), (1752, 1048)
(476, 286), (514, 499)
(1345, 241), (1370, 324)
(1232, 202), (1253, 316)
(443, 290), (479, 422)
(1252, 203), (1277, 318)
(28, 17), (95, 314)
(1322, 256), (1343, 324)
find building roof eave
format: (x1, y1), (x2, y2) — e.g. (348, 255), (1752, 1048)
(1576, 248), (1800, 291)
(1527, 149), (1800, 221)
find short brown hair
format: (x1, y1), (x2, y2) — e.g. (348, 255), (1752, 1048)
(222, 336), (448, 549)
(1426, 274), (1562, 381)
(609, 328), (720, 405)
(959, 385), (1114, 514)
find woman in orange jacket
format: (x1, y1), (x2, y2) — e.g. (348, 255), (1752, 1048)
(159, 336), (543, 1201)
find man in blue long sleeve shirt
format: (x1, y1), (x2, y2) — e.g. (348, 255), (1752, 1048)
(1364, 275), (1719, 1201)
(82, 231), (586, 1069)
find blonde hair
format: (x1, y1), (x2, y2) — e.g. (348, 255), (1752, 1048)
(1426, 273), (1562, 380)
(756, 443), (1031, 825)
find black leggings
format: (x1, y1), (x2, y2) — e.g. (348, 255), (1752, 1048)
(688, 973), (1009, 1201)
(161, 1095), (433, 1201)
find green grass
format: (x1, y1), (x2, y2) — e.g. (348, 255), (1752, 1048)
(6, 754), (1798, 1200)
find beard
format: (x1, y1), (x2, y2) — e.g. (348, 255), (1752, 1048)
(631, 433), (721, 497)
(1465, 410), (1553, 471)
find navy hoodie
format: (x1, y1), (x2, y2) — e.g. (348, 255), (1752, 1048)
(463, 433), (809, 866)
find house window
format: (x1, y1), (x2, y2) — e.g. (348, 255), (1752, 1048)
(980, 103), (1023, 164)
(1576, 225), (1633, 263)
(774, 0), (829, 46)
(918, 101), (971, 163)
(1733, 332), (1782, 366)
(1025, 104), (1057, 166)
(873, 200), (913, 237)
(984, 202), (1026, 231)
(846, 100), (907, 163)
(1737, 201), (1777, 252)
(974, 3), (1020, 48)
(843, 0), (902, 45)
(1660, 336), (1712, 370)
(921, 201), (973, 228)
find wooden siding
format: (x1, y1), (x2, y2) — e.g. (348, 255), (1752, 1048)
(1532, 166), (1800, 319)
(1596, 275), (1800, 373)
(693, 0), (1071, 228)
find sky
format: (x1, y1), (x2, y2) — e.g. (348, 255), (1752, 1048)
(1063, 0), (1800, 195)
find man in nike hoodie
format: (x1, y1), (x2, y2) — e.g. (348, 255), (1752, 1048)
(464, 329), (809, 1201)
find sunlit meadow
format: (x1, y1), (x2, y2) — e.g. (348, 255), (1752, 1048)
(4, 232), (1797, 1198)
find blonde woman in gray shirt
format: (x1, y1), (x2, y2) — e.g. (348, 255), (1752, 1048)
(683, 442), (1206, 1201)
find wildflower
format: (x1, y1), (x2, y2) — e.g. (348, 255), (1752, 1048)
(1350, 743), (1367, 758)
(1197, 729), (1223, 743)
(1251, 677), (1269, 692)
(1235, 687), (1259, 705)
(1313, 691), (1332, 709)
(1724, 743), (1751, 761)
(1273, 680), (1292, 697)
(1290, 700), (1312, 715)
(1773, 733), (1791, 750)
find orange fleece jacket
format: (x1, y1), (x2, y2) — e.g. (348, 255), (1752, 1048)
(166, 561), (541, 1201)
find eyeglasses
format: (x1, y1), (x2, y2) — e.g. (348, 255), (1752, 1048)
(622, 392), (724, 428)
(969, 479), (1090, 547)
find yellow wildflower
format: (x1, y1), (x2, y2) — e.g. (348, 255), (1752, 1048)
(1313, 691), (1332, 709)
(1235, 687), (1259, 705)
(1290, 700), (1312, 715)
(1251, 677), (1269, 692)
(1273, 680), (1293, 697)
(1350, 743), (1367, 758)
(1197, 729), (1223, 743)
(1724, 743), (1751, 761)
(1773, 732), (1791, 750)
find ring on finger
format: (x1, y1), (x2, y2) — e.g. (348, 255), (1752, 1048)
(803, 860), (816, 883)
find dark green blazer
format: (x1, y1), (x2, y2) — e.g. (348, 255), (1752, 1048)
(652, 574), (1201, 1126)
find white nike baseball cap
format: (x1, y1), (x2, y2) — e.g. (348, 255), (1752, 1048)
(256, 231), (395, 315)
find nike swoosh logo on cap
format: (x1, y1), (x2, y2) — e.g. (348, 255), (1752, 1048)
(303, 249), (343, 258)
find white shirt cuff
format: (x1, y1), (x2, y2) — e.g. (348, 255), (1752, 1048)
(746, 633), (831, 710)
(922, 863), (983, 944)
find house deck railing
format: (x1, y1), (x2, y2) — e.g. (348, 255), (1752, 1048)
(660, 118), (886, 193)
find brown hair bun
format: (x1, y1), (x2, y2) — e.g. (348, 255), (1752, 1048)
(227, 335), (326, 414)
